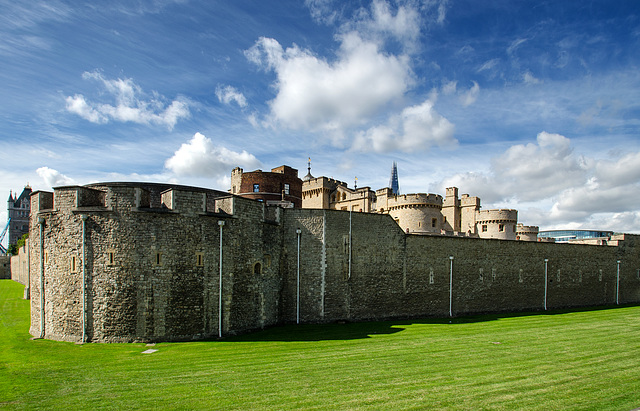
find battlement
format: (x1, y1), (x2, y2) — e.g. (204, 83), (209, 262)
(476, 209), (518, 223)
(460, 194), (481, 208)
(516, 223), (539, 234)
(386, 193), (443, 210)
(32, 183), (234, 217)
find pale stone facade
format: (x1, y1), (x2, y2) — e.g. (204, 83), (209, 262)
(516, 223), (540, 242)
(302, 176), (535, 241)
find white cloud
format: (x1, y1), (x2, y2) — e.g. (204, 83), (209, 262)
(305, 0), (340, 25)
(460, 81), (479, 106)
(246, 32), (412, 133)
(36, 167), (75, 188)
(491, 132), (588, 201)
(435, 132), (640, 232)
(349, 0), (422, 49)
(165, 132), (260, 178)
(441, 80), (457, 95)
(523, 71), (541, 84)
(477, 58), (499, 72)
(352, 98), (456, 153)
(65, 94), (107, 123)
(65, 71), (190, 129)
(507, 38), (528, 55)
(215, 85), (248, 108)
(594, 151), (640, 187)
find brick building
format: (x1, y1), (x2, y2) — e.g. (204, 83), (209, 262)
(231, 165), (303, 208)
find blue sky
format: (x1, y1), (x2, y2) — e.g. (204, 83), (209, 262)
(2, 0), (640, 243)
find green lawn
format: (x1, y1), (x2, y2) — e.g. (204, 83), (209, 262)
(1, 279), (639, 410)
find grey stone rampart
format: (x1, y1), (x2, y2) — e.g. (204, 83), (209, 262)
(29, 183), (284, 342)
(27, 182), (640, 343)
(0, 256), (10, 279)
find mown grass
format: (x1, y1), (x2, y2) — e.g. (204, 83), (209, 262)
(1, 279), (639, 410)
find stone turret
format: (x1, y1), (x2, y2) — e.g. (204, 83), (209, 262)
(476, 209), (518, 240)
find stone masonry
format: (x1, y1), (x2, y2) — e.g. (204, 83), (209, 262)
(28, 182), (640, 343)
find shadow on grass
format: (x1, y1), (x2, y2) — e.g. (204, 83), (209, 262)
(221, 304), (635, 343)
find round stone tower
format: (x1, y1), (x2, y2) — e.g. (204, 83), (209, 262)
(475, 209), (518, 240)
(516, 223), (539, 241)
(384, 193), (443, 234)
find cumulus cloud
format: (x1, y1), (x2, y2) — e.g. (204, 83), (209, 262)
(36, 167), (74, 188)
(246, 32), (412, 133)
(352, 98), (456, 153)
(436, 132), (640, 231)
(215, 85), (248, 108)
(65, 71), (190, 129)
(491, 132), (589, 201)
(165, 132), (260, 178)
(346, 0), (422, 49)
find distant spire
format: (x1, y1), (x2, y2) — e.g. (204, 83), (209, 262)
(389, 161), (399, 195)
(303, 157), (314, 181)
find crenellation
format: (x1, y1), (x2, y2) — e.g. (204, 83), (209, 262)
(21, 179), (640, 343)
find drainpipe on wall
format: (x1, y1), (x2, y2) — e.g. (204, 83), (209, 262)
(449, 256), (454, 318)
(348, 210), (352, 280)
(218, 220), (225, 338)
(296, 228), (301, 324)
(544, 259), (549, 310)
(616, 260), (621, 305)
(38, 217), (45, 339)
(81, 215), (88, 343)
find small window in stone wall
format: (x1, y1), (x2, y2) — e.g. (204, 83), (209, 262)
(107, 250), (115, 266)
(70, 256), (78, 273)
(432, 218), (437, 228)
(264, 254), (271, 268)
(499, 224), (504, 232)
(253, 184), (260, 192)
(154, 252), (163, 266)
(482, 225), (487, 232)
(284, 183), (290, 195)
(254, 262), (262, 274)
(196, 252), (204, 267)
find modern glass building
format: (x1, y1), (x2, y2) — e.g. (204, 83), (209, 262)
(537, 230), (614, 243)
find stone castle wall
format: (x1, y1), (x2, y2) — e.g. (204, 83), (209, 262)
(0, 256), (10, 279)
(28, 182), (640, 343)
(281, 210), (639, 323)
(29, 183), (284, 342)
(10, 242), (29, 285)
